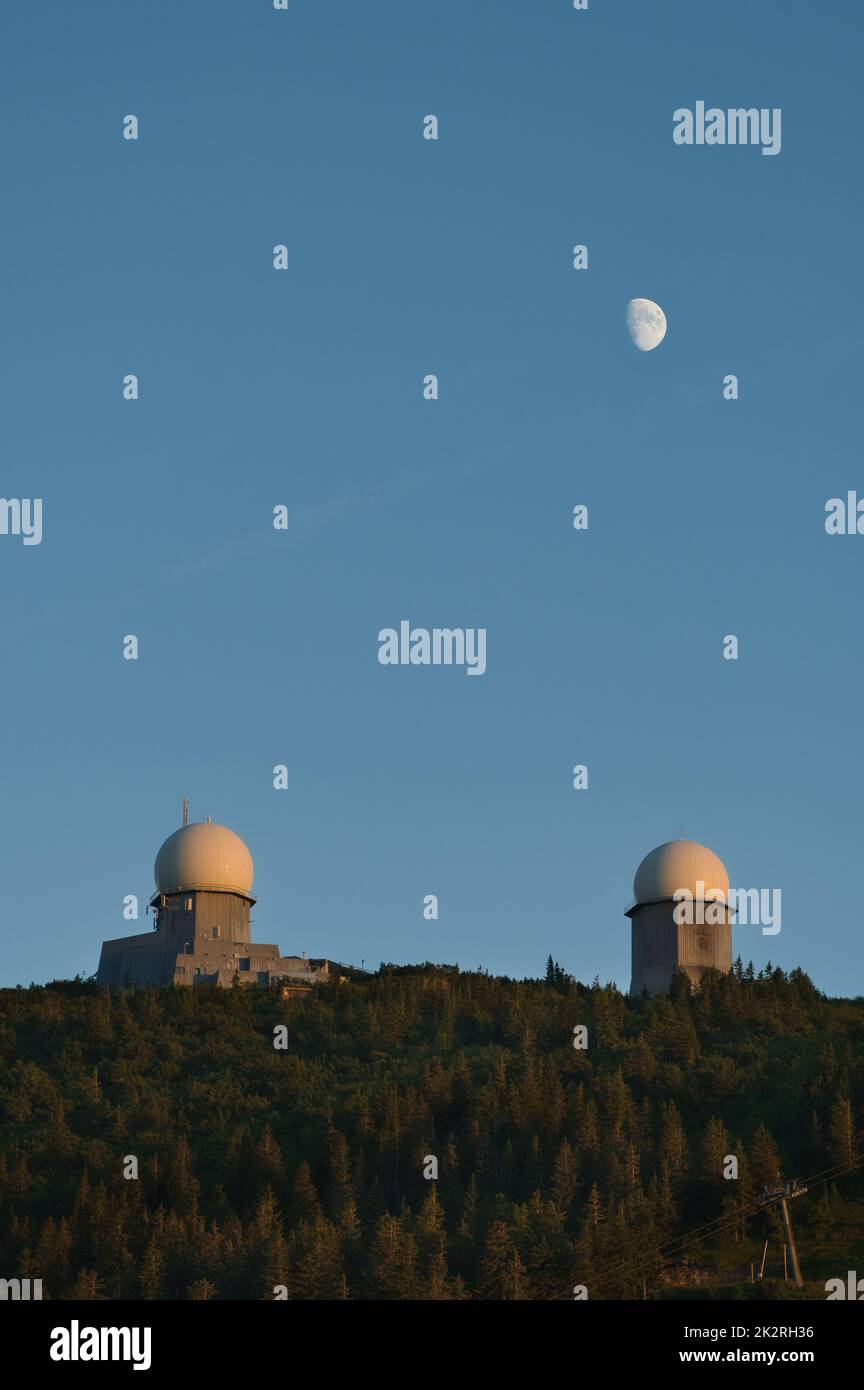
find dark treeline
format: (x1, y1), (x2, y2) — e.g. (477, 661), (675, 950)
(0, 960), (861, 1300)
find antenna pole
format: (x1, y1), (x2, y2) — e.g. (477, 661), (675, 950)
(183, 797), (189, 827)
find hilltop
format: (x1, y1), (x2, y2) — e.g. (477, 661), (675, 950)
(0, 961), (861, 1299)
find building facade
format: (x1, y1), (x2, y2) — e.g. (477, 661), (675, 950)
(96, 815), (330, 989)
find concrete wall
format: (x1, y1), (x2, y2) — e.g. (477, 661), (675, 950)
(629, 898), (732, 996)
(678, 917), (733, 984)
(97, 910), (331, 990)
(97, 931), (178, 988)
(153, 889), (251, 945)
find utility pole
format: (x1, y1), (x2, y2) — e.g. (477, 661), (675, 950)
(757, 1177), (807, 1287)
(780, 1197), (803, 1287)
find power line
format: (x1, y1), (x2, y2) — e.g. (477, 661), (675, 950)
(551, 1150), (862, 1300)
(582, 1152), (862, 1297)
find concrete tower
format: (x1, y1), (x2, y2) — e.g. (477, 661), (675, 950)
(96, 811), (330, 988)
(627, 839), (733, 996)
(150, 819), (256, 952)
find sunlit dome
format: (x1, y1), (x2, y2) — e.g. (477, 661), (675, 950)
(633, 839), (728, 905)
(154, 822), (254, 897)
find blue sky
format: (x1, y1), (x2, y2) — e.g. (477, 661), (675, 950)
(1, 0), (861, 995)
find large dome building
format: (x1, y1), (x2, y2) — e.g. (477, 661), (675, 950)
(154, 821), (255, 898)
(96, 809), (330, 990)
(627, 839), (734, 996)
(147, 818), (257, 957)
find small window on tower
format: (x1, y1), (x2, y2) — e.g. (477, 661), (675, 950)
(185, 898), (193, 912)
(212, 926), (220, 940)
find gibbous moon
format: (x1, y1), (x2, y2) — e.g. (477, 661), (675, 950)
(627, 298), (667, 352)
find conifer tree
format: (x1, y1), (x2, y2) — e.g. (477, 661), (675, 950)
(749, 1123), (781, 1188)
(829, 1095), (857, 1172)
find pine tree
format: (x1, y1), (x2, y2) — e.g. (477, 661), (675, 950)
(453, 1174), (481, 1286)
(700, 1117), (730, 1184)
(427, 1246), (453, 1300)
(288, 1161), (321, 1227)
(139, 1236), (163, 1300)
(749, 1123), (781, 1188)
(414, 1184), (446, 1265)
(252, 1185), (280, 1243)
(327, 1129), (354, 1218)
(65, 1267), (104, 1300)
(187, 1278), (217, 1300)
(584, 1183), (604, 1231)
(369, 1214), (419, 1300)
(253, 1125), (286, 1191)
(659, 1100), (687, 1178)
(551, 1139), (578, 1217)
(35, 1216), (72, 1294)
(261, 1228), (290, 1299)
(480, 1220), (517, 1299)
(828, 1095), (857, 1172)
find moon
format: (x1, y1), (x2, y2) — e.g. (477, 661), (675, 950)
(627, 298), (667, 352)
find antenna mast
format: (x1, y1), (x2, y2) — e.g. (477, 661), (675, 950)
(183, 797), (189, 827)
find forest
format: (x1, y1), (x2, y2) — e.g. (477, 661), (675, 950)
(0, 959), (861, 1300)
